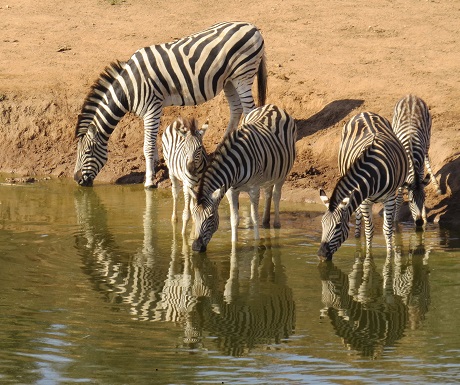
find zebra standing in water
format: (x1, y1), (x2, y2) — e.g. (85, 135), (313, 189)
(392, 94), (441, 227)
(191, 104), (297, 252)
(74, 21), (267, 188)
(161, 117), (209, 235)
(318, 112), (409, 260)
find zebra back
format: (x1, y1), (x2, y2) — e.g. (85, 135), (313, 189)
(338, 112), (395, 175)
(392, 94), (431, 175)
(197, 104), (297, 206)
(162, 117), (208, 189)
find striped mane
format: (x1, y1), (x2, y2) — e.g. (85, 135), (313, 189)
(75, 61), (127, 138)
(195, 128), (240, 205)
(329, 136), (379, 211)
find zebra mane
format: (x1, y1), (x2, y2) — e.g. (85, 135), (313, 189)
(329, 135), (380, 212)
(75, 61), (127, 138)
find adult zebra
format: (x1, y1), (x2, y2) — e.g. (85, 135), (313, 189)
(74, 21), (267, 188)
(191, 104), (297, 252)
(161, 117), (209, 235)
(318, 112), (409, 260)
(392, 94), (441, 227)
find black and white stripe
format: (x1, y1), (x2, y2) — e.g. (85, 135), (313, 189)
(318, 112), (409, 260)
(162, 117), (208, 235)
(74, 21), (267, 188)
(392, 94), (441, 227)
(191, 104), (297, 252)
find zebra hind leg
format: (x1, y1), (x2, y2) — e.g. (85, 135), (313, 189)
(262, 185), (273, 228)
(223, 81), (243, 135)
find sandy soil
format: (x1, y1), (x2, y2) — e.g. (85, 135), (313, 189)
(0, 0), (459, 225)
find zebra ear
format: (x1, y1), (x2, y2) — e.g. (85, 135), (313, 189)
(422, 174), (431, 186)
(87, 124), (97, 140)
(199, 120), (209, 137)
(175, 117), (187, 137)
(319, 189), (329, 208)
(339, 197), (350, 210)
(211, 185), (226, 202)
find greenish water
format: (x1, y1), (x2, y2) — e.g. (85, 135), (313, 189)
(0, 179), (459, 384)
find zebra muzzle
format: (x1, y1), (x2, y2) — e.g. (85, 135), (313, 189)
(74, 170), (93, 187)
(192, 237), (207, 252)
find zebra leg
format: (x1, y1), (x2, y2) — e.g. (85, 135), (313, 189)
(248, 187), (261, 240)
(182, 184), (192, 236)
(360, 201), (374, 251)
(425, 154), (441, 195)
(223, 81), (243, 135)
(262, 185), (273, 228)
(143, 107), (163, 188)
(235, 81), (256, 115)
(382, 197), (397, 255)
(226, 188), (240, 242)
(170, 175), (180, 224)
(394, 187), (404, 223)
(354, 208), (362, 238)
(272, 181), (284, 229)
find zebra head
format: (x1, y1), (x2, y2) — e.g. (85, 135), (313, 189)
(406, 173), (431, 227)
(179, 118), (208, 180)
(318, 189), (353, 261)
(74, 124), (108, 187)
(191, 186), (225, 252)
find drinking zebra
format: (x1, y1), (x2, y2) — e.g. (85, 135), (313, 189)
(191, 104), (297, 252)
(392, 94), (441, 227)
(74, 21), (267, 188)
(161, 117), (209, 235)
(318, 112), (409, 260)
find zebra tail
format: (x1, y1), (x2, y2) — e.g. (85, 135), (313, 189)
(257, 53), (268, 107)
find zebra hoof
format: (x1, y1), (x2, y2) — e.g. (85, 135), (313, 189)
(144, 183), (158, 190)
(262, 221), (270, 229)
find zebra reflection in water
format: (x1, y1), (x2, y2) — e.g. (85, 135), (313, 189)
(318, 232), (430, 359)
(74, 189), (295, 355)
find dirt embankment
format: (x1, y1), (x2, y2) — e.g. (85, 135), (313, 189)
(0, 0), (459, 225)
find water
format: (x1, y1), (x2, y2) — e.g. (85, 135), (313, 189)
(1, 178), (459, 384)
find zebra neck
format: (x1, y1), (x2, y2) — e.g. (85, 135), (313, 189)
(77, 63), (130, 138)
(198, 159), (234, 208)
(329, 173), (364, 215)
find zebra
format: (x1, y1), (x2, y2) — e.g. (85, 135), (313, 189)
(73, 21), (267, 188)
(392, 94), (441, 227)
(161, 117), (209, 235)
(318, 112), (409, 260)
(191, 104), (297, 252)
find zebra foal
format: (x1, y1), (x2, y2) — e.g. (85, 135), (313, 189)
(392, 94), (441, 227)
(162, 117), (208, 235)
(318, 112), (409, 260)
(191, 104), (297, 252)
(74, 21), (267, 188)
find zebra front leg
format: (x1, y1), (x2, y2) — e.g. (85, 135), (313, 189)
(182, 184), (192, 236)
(248, 187), (261, 240)
(143, 107), (163, 188)
(226, 188), (240, 242)
(360, 201), (374, 251)
(262, 185), (273, 228)
(272, 181), (284, 229)
(425, 154), (442, 195)
(170, 175), (180, 224)
(382, 197), (397, 255)
(354, 208), (362, 238)
(394, 187), (403, 222)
